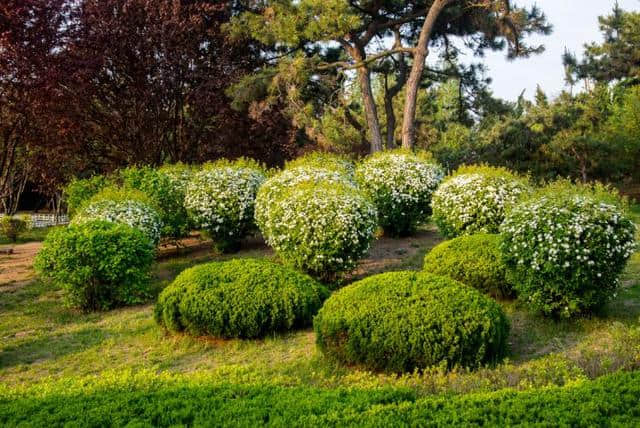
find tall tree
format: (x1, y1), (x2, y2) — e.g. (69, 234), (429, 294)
(230, 0), (550, 152)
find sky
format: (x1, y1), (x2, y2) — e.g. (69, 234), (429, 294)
(477, 0), (640, 101)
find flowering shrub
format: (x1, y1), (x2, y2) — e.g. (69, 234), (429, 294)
(119, 166), (192, 240)
(184, 160), (266, 252)
(314, 271), (509, 372)
(155, 258), (329, 338)
(500, 181), (636, 318)
(258, 180), (377, 280)
(72, 188), (163, 245)
(255, 166), (355, 233)
(158, 163), (196, 194)
(356, 150), (444, 236)
(285, 152), (355, 179)
(64, 175), (111, 217)
(35, 221), (154, 311)
(432, 165), (531, 238)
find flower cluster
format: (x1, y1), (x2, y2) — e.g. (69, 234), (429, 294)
(259, 180), (377, 280)
(255, 166), (355, 232)
(285, 152), (355, 179)
(73, 199), (163, 244)
(356, 151), (444, 236)
(501, 194), (636, 317)
(184, 166), (265, 252)
(432, 166), (530, 237)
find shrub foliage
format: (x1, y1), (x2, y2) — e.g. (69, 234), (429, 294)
(155, 259), (329, 339)
(34, 221), (155, 311)
(184, 160), (265, 252)
(356, 150), (444, 236)
(432, 165), (530, 237)
(423, 233), (513, 297)
(257, 180), (377, 280)
(501, 181), (636, 317)
(314, 271), (509, 372)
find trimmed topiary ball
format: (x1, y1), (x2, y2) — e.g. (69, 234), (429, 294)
(35, 221), (155, 311)
(184, 159), (266, 253)
(154, 258), (329, 339)
(501, 181), (636, 318)
(258, 180), (377, 280)
(432, 165), (530, 238)
(356, 150), (444, 237)
(423, 234), (513, 297)
(72, 187), (163, 245)
(314, 271), (509, 372)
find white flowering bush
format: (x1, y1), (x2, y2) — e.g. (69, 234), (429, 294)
(73, 197), (163, 245)
(501, 181), (636, 318)
(185, 160), (266, 253)
(255, 166), (355, 233)
(356, 150), (444, 236)
(432, 165), (531, 238)
(259, 181), (377, 280)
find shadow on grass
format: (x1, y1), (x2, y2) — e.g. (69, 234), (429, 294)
(0, 328), (108, 369)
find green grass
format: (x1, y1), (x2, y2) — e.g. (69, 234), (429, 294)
(0, 215), (639, 425)
(0, 226), (57, 246)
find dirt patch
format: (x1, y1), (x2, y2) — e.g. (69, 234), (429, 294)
(0, 242), (42, 286)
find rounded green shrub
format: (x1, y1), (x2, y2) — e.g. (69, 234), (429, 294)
(72, 187), (163, 244)
(257, 180), (377, 280)
(501, 181), (636, 318)
(285, 152), (355, 179)
(154, 259), (329, 338)
(356, 150), (444, 236)
(432, 165), (531, 238)
(314, 271), (509, 372)
(423, 234), (513, 297)
(34, 221), (155, 311)
(64, 175), (112, 217)
(184, 159), (266, 253)
(0, 214), (31, 243)
(118, 165), (192, 240)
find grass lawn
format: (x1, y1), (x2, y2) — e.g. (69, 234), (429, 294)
(0, 226), (57, 246)
(0, 209), (639, 425)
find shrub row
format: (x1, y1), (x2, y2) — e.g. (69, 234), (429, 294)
(1, 370), (639, 426)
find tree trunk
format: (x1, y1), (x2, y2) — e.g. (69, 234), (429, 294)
(401, 0), (451, 149)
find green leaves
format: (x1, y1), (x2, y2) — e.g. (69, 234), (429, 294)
(155, 259), (329, 339)
(314, 271), (509, 372)
(34, 221), (155, 311)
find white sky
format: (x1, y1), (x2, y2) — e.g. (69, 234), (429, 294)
(477, 0), (640, 101)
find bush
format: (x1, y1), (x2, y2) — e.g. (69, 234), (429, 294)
(355, 150), (444, 236)
(63, 175), (111, 217)
(285, 152), (355, 178)
(257, 180), (377, 280)
(118, 166), (191, 240)
(72, 187), (163, 245)
(155, 259), (329, 338)
(500, 181), (636, 318)
(423, 234), (513, 297)
(432, 165), (531, 238)
(34, 221), (154, 311)
(2, 370), (640, 426)
(0, 214), (31, 243)
(184, 160), (266, 252)
(158, 163), (196, 193)
(314, 271), (509, 372)
(255, 166), (355, 236)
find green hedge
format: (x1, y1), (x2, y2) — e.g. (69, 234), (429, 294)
(423, 233), (514, 297)
(1, 370), (639, 426)
(314, 271), (509, 372)
(155, 259), (329, 338)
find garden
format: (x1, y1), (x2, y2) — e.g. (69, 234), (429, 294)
(3, 1), (640, 426)
(0, 151), (639, 426)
